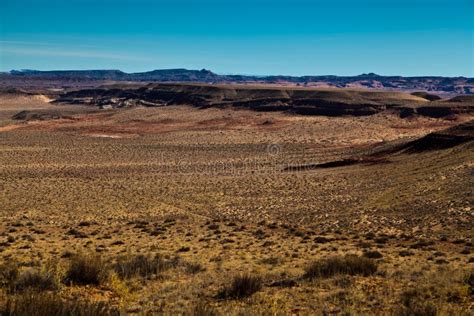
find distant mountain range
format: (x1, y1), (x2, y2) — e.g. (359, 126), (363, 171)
(3, 69), (474, 94)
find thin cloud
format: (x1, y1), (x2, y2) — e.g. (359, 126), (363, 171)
(1, 46), (152, 62)
(1, 40), (69, 46)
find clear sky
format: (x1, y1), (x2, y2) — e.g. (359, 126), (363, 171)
(0, 0), (473, 76)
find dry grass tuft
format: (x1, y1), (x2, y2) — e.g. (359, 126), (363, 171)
(1, 291), (119, 316)
(217, 274), (263, 299)
(65, 253), (108, 286)
(13, 268), (60, 293)
(114, 254), (179, 279)
(363, 250), (383, 259)
(303, 255), (377, 280)
(398, 288), (438, 316)
(0, 261), (19, 292)
(183, 262), (205, 275)
(190, 301), (219, 316)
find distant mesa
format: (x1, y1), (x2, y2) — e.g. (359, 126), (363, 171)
(358, 73), (381, 77)
(2, 68), (473, 95)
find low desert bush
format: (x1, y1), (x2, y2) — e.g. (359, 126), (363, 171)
(398, 288), (438, 316)
(303, 255), (377, 280)
(217, 274), (262, 299)
(465, 271), (474, 296)
(260, 256), (282, 266)
(363, 250), (383, 259)
(190, 301), (219, 316)
(1, 291), (119, 316)
(65, 253), (108, 286)
(1, 261), (62, 293)
(0, 261), (19, 292)
(183, 262), (205, 274)
(177, 246), (191, 252)
(13, 268), (60, 292)
(114, 254), (179, 279)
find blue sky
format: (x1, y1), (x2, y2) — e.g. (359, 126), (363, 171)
(1, 0), (473, 76)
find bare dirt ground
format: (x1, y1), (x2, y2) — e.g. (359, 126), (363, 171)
(0, 94), (472, 315)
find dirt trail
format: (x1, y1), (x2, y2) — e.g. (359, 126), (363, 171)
(0, 124), (26, 132)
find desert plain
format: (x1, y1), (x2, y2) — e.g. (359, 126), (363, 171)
(0, 85), (473, 315)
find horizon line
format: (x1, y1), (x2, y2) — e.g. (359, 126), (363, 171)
(3, 68), (473, 79)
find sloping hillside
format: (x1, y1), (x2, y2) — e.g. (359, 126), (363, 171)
(54, 83), (474, 118)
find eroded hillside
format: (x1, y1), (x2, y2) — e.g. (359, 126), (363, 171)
(54, 83), (474, 118)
